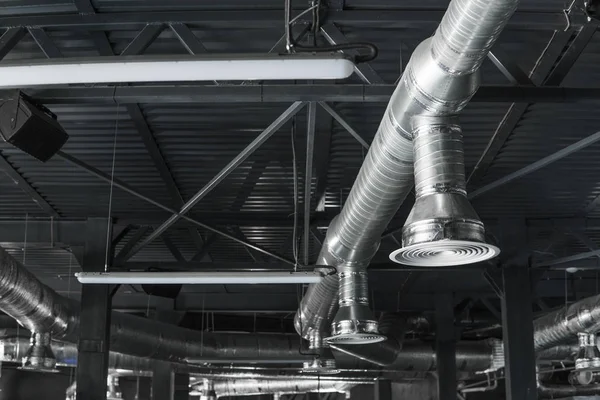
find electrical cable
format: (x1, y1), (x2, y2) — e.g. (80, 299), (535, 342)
(284, 0), (378, 63)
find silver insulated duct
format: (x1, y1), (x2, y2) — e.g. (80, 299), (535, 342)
(0, 247), (304, 364)
(295, 0), (518, 342)
(390, 117), (499, 266)
(192, 379), (366, 398)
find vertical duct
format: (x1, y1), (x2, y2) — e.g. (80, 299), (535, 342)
(390, 117), (499, 266)
(19, 332), (58, 372)
(295, 0), (518, 342)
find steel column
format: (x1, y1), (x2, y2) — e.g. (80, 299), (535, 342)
(126, 101), (307, 259)
(502, 266), (537, 400)
(374, 380), (392, 400)
(435, 293), (456, 400)
(76, 218), (113, 400)
(152, 362), (175, 400)
(304, 102), (317, 264)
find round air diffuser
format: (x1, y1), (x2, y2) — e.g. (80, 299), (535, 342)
(390, 240), (500, 267)
(389, 118), (500, 267)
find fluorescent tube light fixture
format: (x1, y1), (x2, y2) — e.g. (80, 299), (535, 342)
(75, 271), (323, 285)
(0, 54), (355, 87)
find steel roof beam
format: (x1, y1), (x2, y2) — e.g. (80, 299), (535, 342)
(303, 102), (317, 264)
(487, 47), (534, 86)
(25, 84), (600, 104)
(56, 151), (295, 265)
(469, 130), (600, 200)
(468, 25), (597, 186)
(0, 10), (571, 31)
(120, 24), (164, 56)
(27, 27), (63, 58)
(0, 27), (26, 59)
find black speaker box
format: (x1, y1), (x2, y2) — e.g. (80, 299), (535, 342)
(0, 92), (68, 162)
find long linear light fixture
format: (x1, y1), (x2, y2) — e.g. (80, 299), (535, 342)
(0, 54), (354, 87)
(75, 271), (323, 285)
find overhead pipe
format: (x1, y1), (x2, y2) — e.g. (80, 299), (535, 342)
(295, 0), (518, 343)
(191, 379), (368, 398)
(0, 247), (304, 364)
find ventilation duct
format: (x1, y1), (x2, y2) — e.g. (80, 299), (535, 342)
(575, 332), (600, 371)
(191, 379), (367, 398)
(0, 247), (304, 364)
(19, 331), (58, 372)
(295, 0), (517, 343)
(199, 379), (217, 400)
(390, 117), (499, 266)
(302, 331), (339, 374)
(533, 293), (600, 351)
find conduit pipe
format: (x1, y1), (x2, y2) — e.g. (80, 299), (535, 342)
(295, 0), (518, 343)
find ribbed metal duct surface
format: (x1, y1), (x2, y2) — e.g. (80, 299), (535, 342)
(0, 247), (303, 363)
(193, 379), (367, 398)
(295, 0), (519, 343)
(533, 293), (600, 351)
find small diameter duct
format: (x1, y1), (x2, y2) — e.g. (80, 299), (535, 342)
(0, 247), (302, 363)
(295, 0), (517, 343)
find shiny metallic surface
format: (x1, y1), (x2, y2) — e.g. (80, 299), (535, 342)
(194, 379), (367, 398)
(19, 332), (58, 372)
(326, 266), (385, 344)
(295, 0), (518, 339)
(575, 332), (600, 370)
(0, 247), (308, 364)
(533, 293), (600, 351)
(393, 119), (498, 266)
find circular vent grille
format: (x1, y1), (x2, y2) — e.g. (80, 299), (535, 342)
(325, 332), (386, 345)
(390, 240), (500, 267)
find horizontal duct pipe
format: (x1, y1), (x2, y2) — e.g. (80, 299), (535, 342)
(0, 332), (156, 372)
(295, 0), (518, 343)
(332, 339), (500, 372)
(533, 293), (600, 351)
(537, 383), (600, 399)
(192, 379), (368, 398)
(0, 247), (303, 364)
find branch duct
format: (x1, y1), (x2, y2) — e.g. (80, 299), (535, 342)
(295, 0), (517, 342)
(0, 248), (303, 363)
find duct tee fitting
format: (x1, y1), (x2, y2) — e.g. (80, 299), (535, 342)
(325, 266), (385, 345)
(391, 117), (499, 266)
(303, 331), (340, 374)
(576, 332), (600, 371)
(20, 331), (58, 372)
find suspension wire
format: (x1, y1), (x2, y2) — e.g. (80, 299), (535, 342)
(104, 104), (120, 272)
(291, 117), (301, 270)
